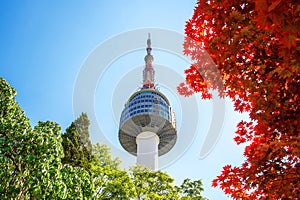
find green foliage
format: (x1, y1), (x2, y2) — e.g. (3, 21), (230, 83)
(61, 165), (94, 199)
(24, 121), (64, 199)
(92, 165), (137, 199)
(176, 178), (208, 200)
(130, 165), (179, 199)
(61, 113), (93, 171)
(92, 143), (121, 170)
(0, 78), (31, 198)
(0, 78), (93, 199)
(91, 144), (136, 199)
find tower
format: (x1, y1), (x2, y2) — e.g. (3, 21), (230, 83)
(118, 34), (177, 171)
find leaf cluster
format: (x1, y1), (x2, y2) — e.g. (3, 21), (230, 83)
(181, 0), (300, 199)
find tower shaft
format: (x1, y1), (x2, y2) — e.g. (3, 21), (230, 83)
(136, 131), (159, 171)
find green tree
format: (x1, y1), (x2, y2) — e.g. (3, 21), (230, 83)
(130, 165), (179, 200)
(0, 78), (66, 199)
(176, 178), (207, 200)
(61, 115), (135, 199)
(0, 77), (32, 198)
(0, 78), (93, 199)
(60, 165), (94, 199)
(92, 165), (137, 199)
(91, 144), (136, 199)
(90, 146), (208, 200)
(24, 121), (65, 199)
(61, 112), (93, 171)
(92, 143), (121, 170)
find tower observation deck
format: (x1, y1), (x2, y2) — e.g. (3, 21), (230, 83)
(118, 34), (177, 171)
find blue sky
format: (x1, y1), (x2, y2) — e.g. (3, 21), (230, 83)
(0, 1), (248, 199)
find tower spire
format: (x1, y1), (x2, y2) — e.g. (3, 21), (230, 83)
(147, 33), (151, 50)
(143, 33), (155, 89)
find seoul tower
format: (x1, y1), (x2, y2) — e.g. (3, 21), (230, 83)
(118, 34), (177, 171)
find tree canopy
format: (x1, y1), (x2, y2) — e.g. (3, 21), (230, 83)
(0, 78), (93, 199)
(61, 112), (93, 171)
(180, 0), (300, 199)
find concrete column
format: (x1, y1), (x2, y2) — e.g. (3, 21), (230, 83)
(136, 131), (160, 171)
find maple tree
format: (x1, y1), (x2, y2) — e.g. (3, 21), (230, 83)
(179, 0), (300, 199)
